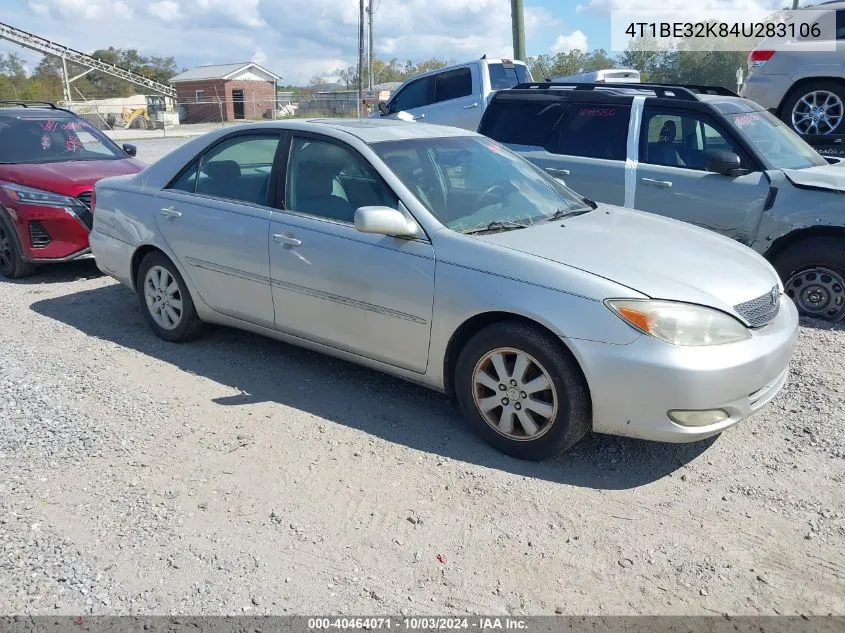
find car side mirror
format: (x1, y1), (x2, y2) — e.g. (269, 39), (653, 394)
(354, 206), (418, 238)
(122, 143), (137, 158)
(706, 151), (744, 176)
(377, 101), (389, 115)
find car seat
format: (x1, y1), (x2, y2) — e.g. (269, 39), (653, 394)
(648, 120), (684, 167)
(293, 159), (356, 223)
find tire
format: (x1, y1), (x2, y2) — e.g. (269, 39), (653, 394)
(772, 236), (845, 322)
(780, 81), (845, 136)
(136, 251), (203, 342)
(454, 321), (592, 461)
(0, 213), (36, 279)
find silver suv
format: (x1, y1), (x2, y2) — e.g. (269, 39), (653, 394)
(741, 0), (845, 136)
(479, 81), (845, 321)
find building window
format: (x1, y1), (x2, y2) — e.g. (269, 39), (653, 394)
(195, 90), (205, 102)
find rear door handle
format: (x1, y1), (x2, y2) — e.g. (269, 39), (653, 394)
(545, 167), (570, 177)
(463, 103), (479, 109)
(160, 206), (182, 219)
(273, 233), (302, 247)
(641, 178), (673, 188)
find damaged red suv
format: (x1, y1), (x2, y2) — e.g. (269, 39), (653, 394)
(0, 102), (145, 278)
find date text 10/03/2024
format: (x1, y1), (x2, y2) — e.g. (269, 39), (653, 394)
(307, 617), (529, 630)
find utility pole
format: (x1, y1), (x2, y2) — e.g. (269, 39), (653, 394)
(792, 0), (799, 8)
(511, 0), (526, 61)
(367, 2), (374, 92)
(358, 0), (364, 117)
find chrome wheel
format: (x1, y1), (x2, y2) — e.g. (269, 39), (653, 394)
(784, 267), (845, 321)
(143, 265), (184, 330)
(792, 90), (844, 135)
(471, 347), (558, 441)
(0, 224), (12, 273)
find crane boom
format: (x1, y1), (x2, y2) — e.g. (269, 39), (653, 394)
(0, 21), (176, 98)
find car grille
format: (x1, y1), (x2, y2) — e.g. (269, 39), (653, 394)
(734, 285), (781, 328)
(28, 221), (51, 248)
(76, 191), (93, 230)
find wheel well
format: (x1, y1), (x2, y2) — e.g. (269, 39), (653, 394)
(130, 245), (164, 290)
(778, 77), (845, 116)
(442, 311), (586, 400)
(764, 226), (845, 263)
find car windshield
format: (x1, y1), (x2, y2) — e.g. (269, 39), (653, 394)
(0, 116), (125, 164)
(371, 135), (592, 233)
(724, 110), (828, 170)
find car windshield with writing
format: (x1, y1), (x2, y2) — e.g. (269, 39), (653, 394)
(371, 135), (591, 234)
(0, 116), (125, 164)
(724, 109), (828, 170)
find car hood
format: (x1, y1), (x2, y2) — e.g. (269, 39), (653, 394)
(781, 162), (845, 193)
(0, 158), (146, 196)
(475, 205), (780, 314)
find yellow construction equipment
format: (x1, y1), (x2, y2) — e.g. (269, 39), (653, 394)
(121, 106), (152, 129)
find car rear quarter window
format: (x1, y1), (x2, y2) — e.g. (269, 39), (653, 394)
(434, 68), (473, 103)
(550, 104), (631, 161)
(481, 101), (565, 146)
(837, 10), (845, 39)
(488, 63), (531, 90)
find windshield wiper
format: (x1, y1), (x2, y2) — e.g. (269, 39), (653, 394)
(546, 203), (595, 222)
(463, 219), (531, 235)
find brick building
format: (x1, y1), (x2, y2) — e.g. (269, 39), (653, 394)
(170, 62), (281, 123)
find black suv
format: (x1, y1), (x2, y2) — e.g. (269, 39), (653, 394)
(478, 82), (845, 321)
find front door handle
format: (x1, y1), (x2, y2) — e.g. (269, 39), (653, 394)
(273, 233), (302, 247)
(545, 167), (570, 177)
(463, 103), (479, 109)
(413, 113), (426, 120)
(641, 178), (673, 188)
(160, 206), (182, 219)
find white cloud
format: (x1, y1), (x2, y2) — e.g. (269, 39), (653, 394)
(147, 0), (182, 21)
(551, 30), (588, 54)
(20, 0), (563, 85)
(251, 48), (268, 66)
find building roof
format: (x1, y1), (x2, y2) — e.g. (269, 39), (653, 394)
(170, 62), (281, 83)
(373, 82), (402, 91)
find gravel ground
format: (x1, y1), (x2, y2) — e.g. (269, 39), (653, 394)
(0, 137), (843, 616)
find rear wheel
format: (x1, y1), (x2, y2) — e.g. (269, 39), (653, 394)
(454, 321), (591, 461)
(781, 81), (845, 136)
(136, 251), (203, 341)
(772, 237), (845, 321)
(0, 214), (36, 279)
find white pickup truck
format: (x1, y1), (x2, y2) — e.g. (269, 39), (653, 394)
(373, 57), (533, 131)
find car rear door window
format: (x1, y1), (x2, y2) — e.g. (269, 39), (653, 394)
(168, 134), (281, 205)
(390, 77), (434, 112)
(433, 68), (472, 103)
(641, 109), (746, 171)
(481, 100), (564, 146)
(837, 10), (845, 39)
(551, 104), (631, 160)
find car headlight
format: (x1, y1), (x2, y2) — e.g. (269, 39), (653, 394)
(605, 299), (751, 346)
(1, 183), (84, 210)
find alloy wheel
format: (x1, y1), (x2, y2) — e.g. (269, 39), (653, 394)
(784, 266), (845, 321)
(0, 225), (13, 274)
(143, 265), (184, 330)
(471, 347), (558, 441)
(791, 90), (844, 135)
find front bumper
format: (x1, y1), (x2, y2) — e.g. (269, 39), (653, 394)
(740, 73), (791, 112)
(568, 295), (799, 443)
(6, 203), (93, 262)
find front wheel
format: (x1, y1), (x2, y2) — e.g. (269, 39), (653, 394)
(0, 214), (36, 279)
(454, 321), (592, 461)
(772, 237), (845, 321)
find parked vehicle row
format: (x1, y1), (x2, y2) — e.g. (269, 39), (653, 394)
(476, 81), (845, 322)
(86, 118), (798, 461)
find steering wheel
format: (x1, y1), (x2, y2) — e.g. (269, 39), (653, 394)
(475, 183), (509, 211)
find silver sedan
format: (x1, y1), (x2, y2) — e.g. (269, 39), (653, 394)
(89, 119), (799, 460)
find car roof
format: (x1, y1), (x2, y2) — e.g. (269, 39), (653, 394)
(0, 107), (76, 119)
(216, 118), (480, 144)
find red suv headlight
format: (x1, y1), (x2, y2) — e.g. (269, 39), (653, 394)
(1, 183), (86, 212)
